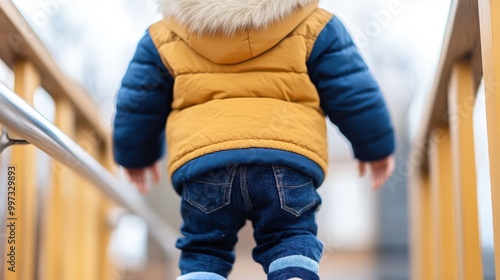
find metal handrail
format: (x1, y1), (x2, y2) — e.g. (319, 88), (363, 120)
(0, 82), (178, 257)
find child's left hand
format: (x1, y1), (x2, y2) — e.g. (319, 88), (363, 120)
(358, 155), (395, 190)
(124, 162), (161, 194)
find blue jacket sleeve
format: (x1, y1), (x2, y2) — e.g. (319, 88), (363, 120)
(307, 16), (395, 161)
(113, 30), (174, 168)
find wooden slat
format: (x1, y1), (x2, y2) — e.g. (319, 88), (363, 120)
(4, 60), (39, 280)
(478, 1), (500, 278)
(429, 128), (458, 280)
(75, 126), (101, 280)
(408, 169), (421, 280)
(76, 184), (94, 280)
(40, 98), (75, 280)
(98, 202), (113, 280)
(448, 60), (482, 280)
(61, 171), (80, 280)
(98, 144), (115, 280)
(409, 169), (423, 280)
(58, 105), (80, 280)
(419, 173), (436, 279)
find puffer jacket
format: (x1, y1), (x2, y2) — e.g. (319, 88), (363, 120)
(113, 0), (395, 193)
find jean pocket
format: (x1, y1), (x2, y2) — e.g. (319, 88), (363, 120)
(272, 165), (321, 217)
(183, 166), (237, 214)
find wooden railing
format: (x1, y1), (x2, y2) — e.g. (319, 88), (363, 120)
(410, 0), (500, 279)
(0, 1), (177, 279)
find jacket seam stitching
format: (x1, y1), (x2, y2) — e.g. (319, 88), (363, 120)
(246, 30), (254, 58)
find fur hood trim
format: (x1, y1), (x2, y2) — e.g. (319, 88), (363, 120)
(158, 0), (317, 35)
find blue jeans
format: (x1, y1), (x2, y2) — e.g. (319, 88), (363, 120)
(176, 164), (323, 280)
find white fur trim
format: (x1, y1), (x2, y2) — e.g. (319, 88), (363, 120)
(157, 0), (316, 35)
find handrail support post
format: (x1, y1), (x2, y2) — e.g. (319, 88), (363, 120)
(0, 127), (30, 154)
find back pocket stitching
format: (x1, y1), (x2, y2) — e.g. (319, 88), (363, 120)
(278, 184), (317, 217)
(184, 166), (237, 214)
(272, 165), (318, 217)
(185, 182), (232, 214)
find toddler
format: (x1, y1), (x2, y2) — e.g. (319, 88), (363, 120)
(113, 0), (395, 279)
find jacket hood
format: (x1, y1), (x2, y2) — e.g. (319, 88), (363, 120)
(158, 0), (318, 64)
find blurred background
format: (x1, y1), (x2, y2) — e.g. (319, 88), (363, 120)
(1, 0), (496, 279)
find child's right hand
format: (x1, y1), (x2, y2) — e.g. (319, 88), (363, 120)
(358, 155), (395, 190)
(124, 162), (161, 194)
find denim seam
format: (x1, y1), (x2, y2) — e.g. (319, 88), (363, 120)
(225, 165), (237, 209)
(240, 166), (253, 213)
(272, 165), (287, 214)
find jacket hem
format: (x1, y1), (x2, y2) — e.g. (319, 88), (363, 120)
(171, 148), (325, 194)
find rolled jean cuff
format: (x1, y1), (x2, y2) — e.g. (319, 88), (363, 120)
(269, 255), (319, 273)
(177, 272), (227, 280)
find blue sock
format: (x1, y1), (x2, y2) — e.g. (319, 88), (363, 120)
(267, 255), (320, 280)
(268, 267), (319, 280)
